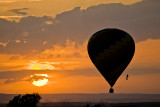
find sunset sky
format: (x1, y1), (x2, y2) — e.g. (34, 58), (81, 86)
(0, 0), (160, 94)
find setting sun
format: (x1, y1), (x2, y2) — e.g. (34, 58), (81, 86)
(30, 74), (49, 87)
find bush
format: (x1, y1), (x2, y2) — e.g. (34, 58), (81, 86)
(83, 104), (91, 107)
(6, 93), (41, 107)
(83, 103), (106, 107)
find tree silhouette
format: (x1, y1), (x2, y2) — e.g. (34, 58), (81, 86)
(83, 103), (106, 107)
(6, 93), (41, 107)
(83, 104), (91, 107)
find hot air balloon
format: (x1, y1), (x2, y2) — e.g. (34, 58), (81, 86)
(87, 28), (135, 93)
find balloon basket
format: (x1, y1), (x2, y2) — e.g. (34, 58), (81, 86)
(109, 88), (114, 93)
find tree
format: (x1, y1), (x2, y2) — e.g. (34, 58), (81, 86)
(83, 104), (91, 107)
(6, 93), (41, 107)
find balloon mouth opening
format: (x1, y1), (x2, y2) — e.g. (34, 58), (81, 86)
(109, 87), (114, 93)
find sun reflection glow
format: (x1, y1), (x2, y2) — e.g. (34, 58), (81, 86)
(28, 61), (55, 70)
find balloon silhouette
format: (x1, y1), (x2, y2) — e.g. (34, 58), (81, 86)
(87, 28), (135, 93)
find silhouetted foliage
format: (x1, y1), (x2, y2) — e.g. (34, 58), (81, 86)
(83, 104), (91, 107)
(6, 93), (41, 107)
(94, 104), (103, 107)
(83, 103), (106, 107)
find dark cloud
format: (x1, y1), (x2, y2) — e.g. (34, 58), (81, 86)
(9, 55), (19, 60)
(4, 78), (22, 84)
(125, 67), (160, 76)
(0, 66), (160, 84)
(0, 65), (26, 71)
(30, 74), (48, 81)
(0, 68), (100, 84)
(0, 0), (160, 54)
(10, 8), (29, 15)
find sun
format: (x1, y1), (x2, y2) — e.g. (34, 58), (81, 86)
(32, 79), (48, 87)
(30, 74), (48, 87)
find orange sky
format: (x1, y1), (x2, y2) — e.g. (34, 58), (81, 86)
(0, 0), (160, 94)
(0, 39), (160, 94)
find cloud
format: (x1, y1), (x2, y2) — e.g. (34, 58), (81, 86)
(126, 67), (160, 76)
(30, 74), (48, 81)
(9, 55), (19, 60)
(0, 67), (100, 84)
(0, 0), (159, 55)
(0, 0), (15, 3)
(1, 64), (160, 84)
(0, 38), (158, 78)
(0, 0), (42, 3)
(10, 8), (29, 15)
(4, 78), (22, 84)
(0, 41), (8, 47)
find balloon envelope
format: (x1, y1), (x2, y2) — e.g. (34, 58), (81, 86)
(87, 28), (135, 87)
